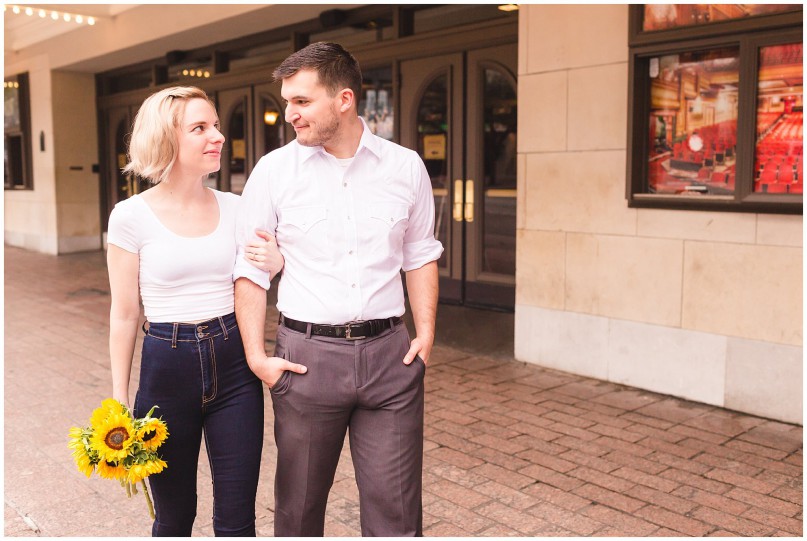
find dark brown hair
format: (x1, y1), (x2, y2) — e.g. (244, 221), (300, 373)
(273, 42), (362, 99)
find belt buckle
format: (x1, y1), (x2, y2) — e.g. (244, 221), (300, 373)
(345, 321), (366, 340)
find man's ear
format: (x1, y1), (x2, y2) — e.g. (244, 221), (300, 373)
(338, 88), (355, 113)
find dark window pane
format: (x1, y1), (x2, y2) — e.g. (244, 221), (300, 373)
(482, 68), (516, 275)
(416, 74), (450, 270)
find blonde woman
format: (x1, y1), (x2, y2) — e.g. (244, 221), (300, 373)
(106, 86), (279, 536)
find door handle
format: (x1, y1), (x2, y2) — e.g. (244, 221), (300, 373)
(453, 179), (463, 222)
(464, 179), (474, 222)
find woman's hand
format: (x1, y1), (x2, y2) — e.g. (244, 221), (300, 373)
(244, 229), (284, 277)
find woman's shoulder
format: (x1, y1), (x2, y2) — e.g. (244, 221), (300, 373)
(210, 188), (240, 207)
(110, 194), (146, 219)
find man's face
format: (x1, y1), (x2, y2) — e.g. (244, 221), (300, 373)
(281, 69), (341, 148)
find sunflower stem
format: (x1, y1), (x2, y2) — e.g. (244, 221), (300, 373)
(142, 479), (155, 520)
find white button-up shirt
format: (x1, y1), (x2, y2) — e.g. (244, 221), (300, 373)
(234, 120), (443, 325)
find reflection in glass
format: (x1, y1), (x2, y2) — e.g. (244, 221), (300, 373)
(754, 43), (803, 194)
(228, 101), (246, 194)
(261, 95), (284, 155)
(643, 4), (800, 32)
(482, 68), (516, 276)
(416, 74), (449, 269)
(646, 47), (739, 195)
(116, 118), (149, 198)
(359, 66), (394, 140)
(4, 84), (20, 130)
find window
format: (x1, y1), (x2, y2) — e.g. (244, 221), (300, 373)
(4, 73), (33, 190)
(359, 66), (393, 141)
(627, 5), (802, 213)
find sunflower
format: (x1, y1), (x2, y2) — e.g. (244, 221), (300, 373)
(136, 418), (168, 451)
(127, 458), (166, 484)
(96, 459), (126, 481)
(90, 412), (135, 462)
(74, 452), (95, 478)
(67, 427), (85, 452)
(90, 398), (126, 426)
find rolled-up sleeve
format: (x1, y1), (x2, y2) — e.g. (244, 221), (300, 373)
(402, 158), (443, 271)
(233, 157), (276, 290)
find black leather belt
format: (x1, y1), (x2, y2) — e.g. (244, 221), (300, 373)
(280, 315), (402, 340)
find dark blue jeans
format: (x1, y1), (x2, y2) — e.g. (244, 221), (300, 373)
(134, 312), (264, 537)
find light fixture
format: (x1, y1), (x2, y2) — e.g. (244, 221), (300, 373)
(498, 4), (518, 12)
(6, 5), (102, 27)
(264, 111), (279, 125)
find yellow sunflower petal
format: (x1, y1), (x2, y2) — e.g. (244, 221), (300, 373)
(96, 460), (126, 481)
(137, 419), (169, 451)
(127, 463), (150, 484)
(90, 398), (128, 427)
(74, 453), (95, 478)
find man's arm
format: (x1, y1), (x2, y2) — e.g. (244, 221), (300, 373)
(402, 260), (438, 365)
(235, 277), (307, 385)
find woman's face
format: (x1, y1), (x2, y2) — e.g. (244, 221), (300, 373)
(174, 98), (224, 178)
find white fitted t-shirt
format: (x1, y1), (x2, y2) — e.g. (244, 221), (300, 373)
(107, 189), (240, 323)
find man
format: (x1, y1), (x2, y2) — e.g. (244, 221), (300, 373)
(233, 42), (442, 537)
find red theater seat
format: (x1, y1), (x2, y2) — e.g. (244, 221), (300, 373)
(765, 183), (788, 194)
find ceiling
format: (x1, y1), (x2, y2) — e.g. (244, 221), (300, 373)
(4, 4), (137, 52)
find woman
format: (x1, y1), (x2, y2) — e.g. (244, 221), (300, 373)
(106, 86), (279, 536)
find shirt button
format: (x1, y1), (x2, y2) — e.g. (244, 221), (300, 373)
(347, 216), (351, 220)
(351, 283), (356, 288)
(343, 182), (347, 187)
(348, 250), (353, 255)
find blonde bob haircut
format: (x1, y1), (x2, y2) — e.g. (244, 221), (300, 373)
(123, 86), (215, 184)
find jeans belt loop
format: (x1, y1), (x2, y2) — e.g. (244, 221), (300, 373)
(171, 323), (179, 349)
(219, 316), (229, 340)
(305, 322), (313, 340)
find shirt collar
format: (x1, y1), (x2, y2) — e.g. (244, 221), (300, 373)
(295, 117), (382, 163)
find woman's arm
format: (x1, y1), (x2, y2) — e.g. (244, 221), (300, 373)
(107, 244), (141, 408)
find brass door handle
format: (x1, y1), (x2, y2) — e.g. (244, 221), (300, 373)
(464, 179), (474, 222)
(453, 179), (463, 222)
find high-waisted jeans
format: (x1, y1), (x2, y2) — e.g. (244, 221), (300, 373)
(134, 312), (264, 537)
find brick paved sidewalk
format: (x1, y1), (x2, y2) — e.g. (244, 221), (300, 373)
(4, 245), (803, 536)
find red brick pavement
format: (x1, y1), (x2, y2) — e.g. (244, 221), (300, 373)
(3, 246), (803, 536)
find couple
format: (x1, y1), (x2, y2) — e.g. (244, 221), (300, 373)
(106, 42), (442, 537)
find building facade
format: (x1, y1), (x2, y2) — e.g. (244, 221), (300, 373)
(4, 4), (802, 424)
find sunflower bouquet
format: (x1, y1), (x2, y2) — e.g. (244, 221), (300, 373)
(68, 398), (168, 519)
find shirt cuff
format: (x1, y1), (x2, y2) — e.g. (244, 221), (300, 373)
(402, 238), (444, 272)
(233, 255), (272, 290)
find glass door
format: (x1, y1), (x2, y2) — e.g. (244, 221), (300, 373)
(400, 43), (517, 309)
(217, 87), (253, 194)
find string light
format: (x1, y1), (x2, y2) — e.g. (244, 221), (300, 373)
(5, 5), (102, 27)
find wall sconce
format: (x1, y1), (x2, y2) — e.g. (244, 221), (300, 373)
(498, 4), (518, 12)
(264, 111), (279, 125)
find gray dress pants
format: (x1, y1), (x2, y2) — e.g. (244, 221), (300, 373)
(271, 320), (425, 537)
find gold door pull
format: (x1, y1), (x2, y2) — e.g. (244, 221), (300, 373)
(453, 179), (464, 222)
(464, 179), (474, 222)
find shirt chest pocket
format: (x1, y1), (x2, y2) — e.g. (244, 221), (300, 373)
(281, 206), (328, 233)
(369, 203), (409, 229)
